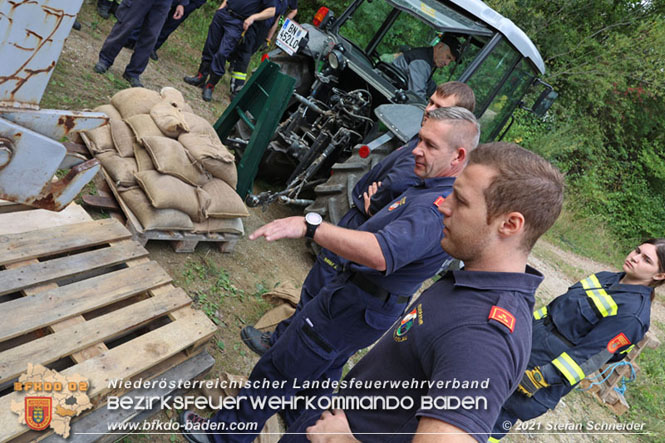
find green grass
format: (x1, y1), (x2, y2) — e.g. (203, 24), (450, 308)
(543, 203), (628, 268)
(621, 322), (665, 441)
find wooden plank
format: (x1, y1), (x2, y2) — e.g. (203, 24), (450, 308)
(0, 241), (148, 296)
(0, 310), (218, 442)
(0, 261), (171, 342)
(0, 288), (192, 384)
(0, 203), (90, 236)
(41, 352), (215, 443)
(0, 219), (130, 266)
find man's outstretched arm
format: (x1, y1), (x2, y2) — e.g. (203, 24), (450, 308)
(249, 217), (386, 271)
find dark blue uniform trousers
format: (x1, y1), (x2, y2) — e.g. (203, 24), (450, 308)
(208, 278), (407, 443)
(491, 319), (573, 439)
(128, 0), (206, 51)
(98, 0), (172, 78)
(201, 8), (244, 77)
(228, 23), (270, 87)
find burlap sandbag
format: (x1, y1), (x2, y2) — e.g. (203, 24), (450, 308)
(135, 170), (206, 222)
(192, 217), (244, 235)
(183, 112), (219, 139)
(126, 114), (165, 142)
(202, 178), (249, 218)
(178, 133), (237, 188)
(80, 124), (114, 154)
(142, 136), (209, 186)
(111, 87), (161, 119)
(134, 144), (155, 171)
(254, 304), (296, 331)
(109, 118), (138, 158)
(96, 151), (137, 187)
(261, 281), (301, 307)
(160, 87), (186, 108)
(150, 100), (189, 138)
(120, 188), (194, 231)
(93, 103), (123, 121)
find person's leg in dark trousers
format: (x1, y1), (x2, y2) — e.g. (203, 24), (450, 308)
(124, 0), (172, 80)
(185, 8), (229, 88)
(97, 0), (154, 69)
(155, 0), (207, 51)
(202, 9), (243, 100)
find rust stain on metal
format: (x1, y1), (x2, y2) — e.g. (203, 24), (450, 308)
(57, 115), (76, 134)
(32, 159), (100, 211)
(12, 43), (35, 51)
(8, 1), (39, 12)
(26, 29), (44, 43)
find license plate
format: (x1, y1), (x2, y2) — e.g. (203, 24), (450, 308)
(276, 18), (307, 56)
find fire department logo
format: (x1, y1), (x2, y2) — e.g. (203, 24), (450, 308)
(25, 397), (52, 431)
(388, 197), (407, 211)
(393, 304), (423, 342)
(607, 332), (631, 353)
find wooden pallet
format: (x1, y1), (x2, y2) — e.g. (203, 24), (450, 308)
(0, 204), (218, 442)
(579, 331), (661, 415)
(101, 169), (243, 254)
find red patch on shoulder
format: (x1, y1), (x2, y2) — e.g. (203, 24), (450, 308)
(433, 196), (445, 207)
(488, 306), (515, 333)
(607, 332), (631, 353)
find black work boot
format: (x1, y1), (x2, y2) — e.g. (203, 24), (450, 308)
(179, 411), (212, 443)
(201, 73), (221, 102)
(240, 326), (272, 356)
(184, 61), (210, 87)
(122, 73), (144, 88)
(229, 76), (246, 97)
(97, 0), (112, 19)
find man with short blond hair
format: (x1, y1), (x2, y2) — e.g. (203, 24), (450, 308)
(180, 108), (481, 442)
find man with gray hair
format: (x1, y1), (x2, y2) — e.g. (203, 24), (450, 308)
(179, 107), (480, 442)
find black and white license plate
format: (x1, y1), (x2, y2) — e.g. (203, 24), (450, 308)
(276, 18), (307, 55)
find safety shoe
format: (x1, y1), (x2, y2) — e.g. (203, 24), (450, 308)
(97, 4), (110, 19)
(122, 73), (144, 88)
(202, 83), (215, 102)
(179, 411), (212, 443)
(150, 50), (159, 61)
(184, 72), (207, 87)
(93, 61), (108, 74)
(241, 326), (272, 356)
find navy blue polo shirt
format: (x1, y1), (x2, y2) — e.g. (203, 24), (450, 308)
(323, 176), (455, 298)
(227, 0), (275, 18)
(540, 271), (652, 385)
(339, 268), (543, 442)
(350, 138), (421, 223)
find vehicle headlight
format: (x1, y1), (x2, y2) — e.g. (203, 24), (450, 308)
(327, 50), (346, 70)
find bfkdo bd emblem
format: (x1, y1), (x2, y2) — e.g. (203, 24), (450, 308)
(25, 397), (52, 431)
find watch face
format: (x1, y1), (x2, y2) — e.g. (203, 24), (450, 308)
(305, 212), (323, 225)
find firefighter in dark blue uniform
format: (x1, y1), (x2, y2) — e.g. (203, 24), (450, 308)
(298, 142), (565, 442)
(490, 238), (665, 441)
(179, 107), (481, 443)
(183, 0), (276, 101)
(93, 0), (189, 87)
(228, 0), (298, 95)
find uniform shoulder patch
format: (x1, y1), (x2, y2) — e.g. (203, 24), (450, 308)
(607, 332), (631, 353)
(433, 196), (445, 207)
(488, 305), (515, 333)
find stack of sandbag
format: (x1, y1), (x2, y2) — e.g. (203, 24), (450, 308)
(254, 281), (301, 331)
(80, 87), (248, 236)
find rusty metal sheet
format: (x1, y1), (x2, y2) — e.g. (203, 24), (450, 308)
(0, 0), (85, 108)
(0, 116), (100, 210)
(0, 108), (108, 140)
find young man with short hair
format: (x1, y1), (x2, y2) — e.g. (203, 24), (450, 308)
(301, 142), (565, 442)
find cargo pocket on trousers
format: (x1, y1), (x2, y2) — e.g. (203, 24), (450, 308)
(271, 316), (338, 379)
(364, 307), (400, 331)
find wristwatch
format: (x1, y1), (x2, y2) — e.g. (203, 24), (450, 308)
(304, 212), (323, 239)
